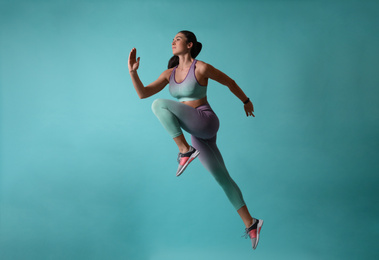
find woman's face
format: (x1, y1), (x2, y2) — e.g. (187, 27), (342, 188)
(172, 33), (192, 56)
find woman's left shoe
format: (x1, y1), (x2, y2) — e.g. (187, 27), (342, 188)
(243, 219), (264, 250)
(176, 146), (200, 177)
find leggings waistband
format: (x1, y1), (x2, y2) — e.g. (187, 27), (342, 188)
(195, 103), (213, 111)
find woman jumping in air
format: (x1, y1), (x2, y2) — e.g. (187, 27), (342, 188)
(128, 30), (263, 250)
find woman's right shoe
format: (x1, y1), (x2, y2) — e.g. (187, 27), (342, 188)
(176, 146), (200, 177)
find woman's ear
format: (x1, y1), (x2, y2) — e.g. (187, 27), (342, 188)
(187, 42), (193, 49)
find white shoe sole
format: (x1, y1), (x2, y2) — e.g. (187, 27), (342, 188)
(253, 219), (264, 249)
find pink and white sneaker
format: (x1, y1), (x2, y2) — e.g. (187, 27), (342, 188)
(243, 219), (264, 250)
(176, 146), (200, 177)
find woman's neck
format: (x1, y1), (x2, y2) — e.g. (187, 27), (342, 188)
(177, 54), (193, 70)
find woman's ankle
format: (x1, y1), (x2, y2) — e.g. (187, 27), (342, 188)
(179, 145), (191, 154)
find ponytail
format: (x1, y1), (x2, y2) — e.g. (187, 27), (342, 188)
(167, 30), (202, 69)
(191, 42), (202, 59)
(168, 55), (179, 69)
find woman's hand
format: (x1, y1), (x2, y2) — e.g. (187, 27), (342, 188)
(244, 100), (255, 117)
(128, 48), (140, 73)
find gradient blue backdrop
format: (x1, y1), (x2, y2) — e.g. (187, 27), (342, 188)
(1, 0), (378, 259)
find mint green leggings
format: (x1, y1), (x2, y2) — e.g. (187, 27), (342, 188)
(152, 98), (246, 210)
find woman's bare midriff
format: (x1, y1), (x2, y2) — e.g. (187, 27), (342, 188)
(181, 96), (208, 108)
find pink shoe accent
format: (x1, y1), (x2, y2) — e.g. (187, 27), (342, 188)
(248, 229), (257, 238)
(248, 226), (261, 239)
(179, 157), (189, 166)
(179, 156), (196, 166)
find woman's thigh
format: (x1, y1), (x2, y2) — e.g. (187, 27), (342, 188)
(155, 99), (219, 139)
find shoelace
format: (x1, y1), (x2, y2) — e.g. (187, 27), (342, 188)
(242, 228), (250, 239)
(177, 147), (194, 163)
(177, 153), (181, 163)
(242, 221), (258, 239)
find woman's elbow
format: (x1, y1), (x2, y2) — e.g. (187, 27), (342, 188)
(227, 79), (237, 89)
(139, 92), (152, 99)
(137, 92), (147, 99)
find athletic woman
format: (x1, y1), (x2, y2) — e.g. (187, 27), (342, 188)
(128, 30), (263, 250)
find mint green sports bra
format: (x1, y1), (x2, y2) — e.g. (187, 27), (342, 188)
(169, 59), (207, 102)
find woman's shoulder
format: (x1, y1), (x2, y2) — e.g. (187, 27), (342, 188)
(195, 60), (208, 67)
(160, 67), (175, 75)
(195, 60), (216, 76)
(160, 67), (175, 81)
(195, 60), (212, 72)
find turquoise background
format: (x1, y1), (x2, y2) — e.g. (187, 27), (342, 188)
(1, 0), (378, 259)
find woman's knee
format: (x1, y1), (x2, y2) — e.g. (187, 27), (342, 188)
(151, 98), (167, 114)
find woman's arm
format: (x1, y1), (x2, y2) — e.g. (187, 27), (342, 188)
(201, 62), (255, 117)
(128, 48), (170, 99)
